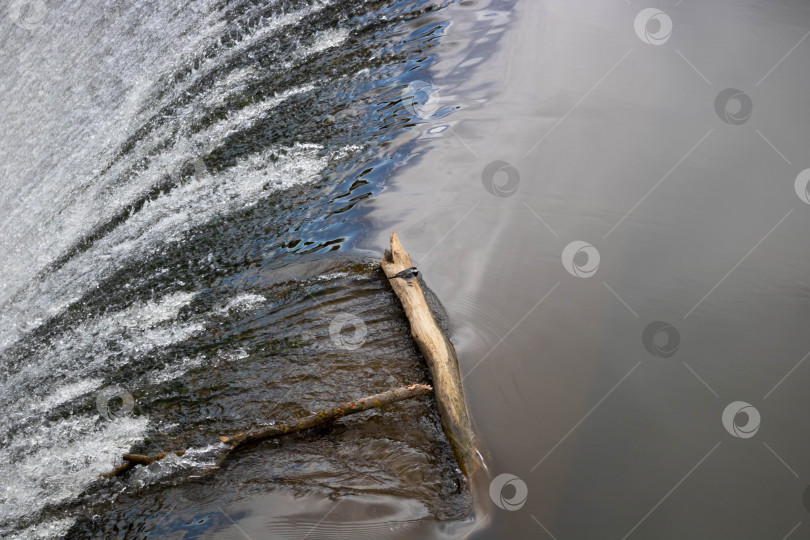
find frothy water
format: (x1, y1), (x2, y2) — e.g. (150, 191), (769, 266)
(0, 0), (504, 536)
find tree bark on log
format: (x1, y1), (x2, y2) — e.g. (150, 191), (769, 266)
(381, 232), (485, 479)
(220, 383), (433, 451)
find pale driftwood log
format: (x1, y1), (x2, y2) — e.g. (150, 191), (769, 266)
(220, 383), (433, 450)
(381, 232), (485, 479)
(101, 384), (432, 477)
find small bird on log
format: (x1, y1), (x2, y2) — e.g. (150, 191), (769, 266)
(387, 266), (418, 281)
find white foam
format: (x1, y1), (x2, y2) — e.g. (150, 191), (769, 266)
(127, 443), (227, 489)
(149, 354), (207, 385)
(36, 378), (104, 413)
(0, 414), (149, 528)
(124, 291), (197, 329)
(7, 518), (77, 540)
(0, 141), (329, 356)
(222, 293), (267, 313)
(0, 1), (357, 532)
(0, 293), (201, 435)
(0, 1), (343, 355)
(305, 28), (351, 56)
(206, 83), (316, 140)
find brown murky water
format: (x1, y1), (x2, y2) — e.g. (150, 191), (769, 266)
(3, 0), (810, 538)
(361, 0), (810, 538)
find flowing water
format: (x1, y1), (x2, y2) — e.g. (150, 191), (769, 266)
(3, 0), (810, 538)
(0, 0), (509, 537)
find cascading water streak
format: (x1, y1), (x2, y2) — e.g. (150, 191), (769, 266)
(0, 0), (509, 536)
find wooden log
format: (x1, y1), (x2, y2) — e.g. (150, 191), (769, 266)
(381, 232), (485, 479)
(220, 383), (433, 451)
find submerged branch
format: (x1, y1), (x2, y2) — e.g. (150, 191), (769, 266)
(100, 384), (431, 478)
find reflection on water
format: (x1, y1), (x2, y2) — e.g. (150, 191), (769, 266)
(361, 0), (810, 538)
(0, 0), (510, 537)
(61, 259), (471, 537)
(7, 0), (809, 536)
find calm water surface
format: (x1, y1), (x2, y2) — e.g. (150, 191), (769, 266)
(361, 0), (810, 538)
(2, 0), (810, 538)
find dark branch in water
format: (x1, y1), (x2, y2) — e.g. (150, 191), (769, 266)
(100, 450), (185, 478)
(100, 384), (432, 478)
(220, 383), (432, 450)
